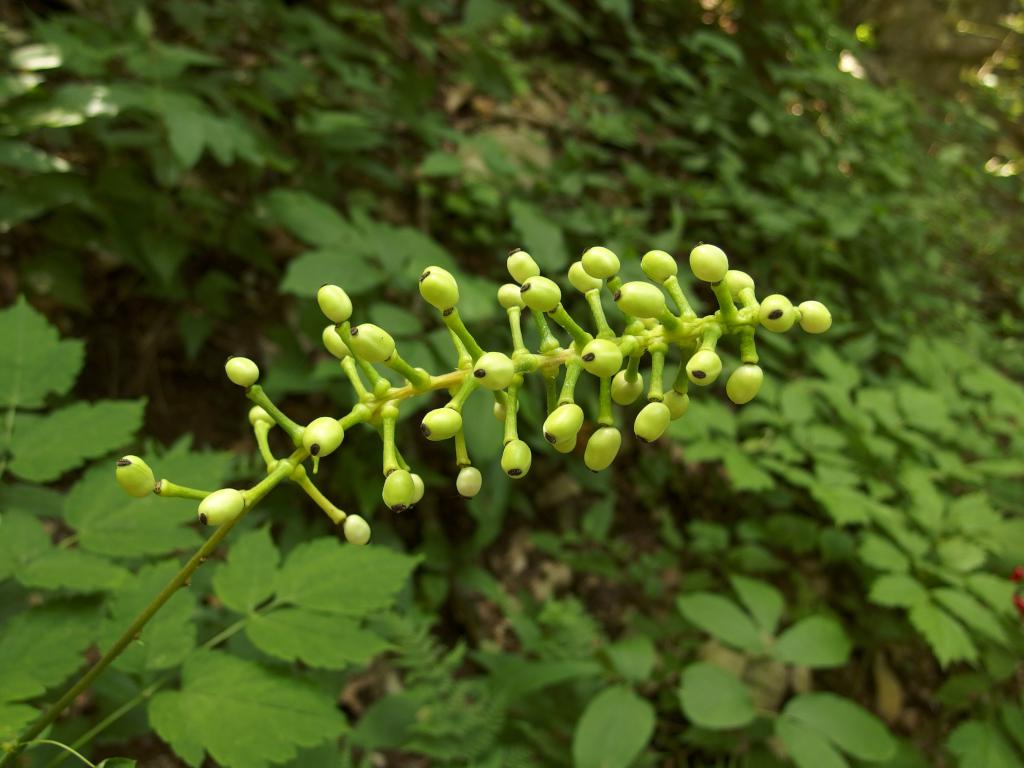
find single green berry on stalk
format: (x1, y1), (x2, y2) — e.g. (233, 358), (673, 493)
(457, 466), (482, 498)
(611, 370), (644, 405)
(584, 427), (622, 471)
(115, 455), (155, 498)
(614, 282), (666, 319)
(663, 389), (690, 420)
(726, 364), (764, 404)
(225, 356), (259, 388)
(198, 488), (245, 526)
(322, 325), (350, 359)
(689, 243), (729, 283)
(248, 406), (274, 427)
(724, 270), (754, 298)
(569, 261), (602, 293)
(798, 300), (832, 334)
(543, 402), (585, 445)
(498, 283), (525, 309)
(501, 439), (532, 478)
(581, 246), (620, 279)
(348, 323), (396, 362)
(634, 401), (671, 443)
(473, 352), (515, 391)
(507, 248), (540, 284)
(493, 400), (507, 422)
(303, 416), (345, 457)
(410, 473), (425, 505)
(317, 284), (353, 323)
(421, 407), (463, 441)
(520, 276), (562, 313)
(344, 514), (371, 545)
(419, 266), (460, 310)
(641, 250), (677, 282)
(383, 469), (416, 512)
(759, 294), (796, 332)
(686, 349), (723, 385)
(581, 338), (623, 377)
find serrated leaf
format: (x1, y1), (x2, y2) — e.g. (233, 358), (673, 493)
(148, 651), (347, 768)
(784, 693), (896, 762)
(0, 603), (96, 703)
(246, 608), (390, 669)
(572, 685), (654, 768)
(17, 548), (129, 592)
(947, 720), (1020, 768)
(678, 662), (756, 730)
(869, 574), (929, 608)
(776, 716), (849, 768)
(773, 616), (851, 669)
(676, 592), (764, 652)
(0, 511), (50, 581)
(0, 701), (37, 742)
(274, 538), (418, 616)
(0, 296), (83, 410)
(263, 189), (357, 247)
(908, 601), (977, 668)
(280, 249), (384, 296)
(9, 400), (146, 482)
(729, 575), (785, 635)
(932, 588), (1008, 645)
(213, 526), (279, 613)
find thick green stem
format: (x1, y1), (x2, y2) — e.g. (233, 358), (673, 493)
(246, 385), (303, 443)
(442, 308), (484, 360)
(547, 304), (593, 348)
(154, 479), (210, 500)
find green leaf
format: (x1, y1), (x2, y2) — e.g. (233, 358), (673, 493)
(274, 538), (418, 616)
(17, 548), (129, 592)
(908, 601), (978, 668)
(8, 400), (146, 482)
(280, 248), (385, 297)
(932, 588), (1008, 645)
(776, 716), (849, 768)
(857, 534), (910, 573)
(676, 592), (764, 652)
(572, 685), (655, 768)
(0, 511), (50, 581)
(0, 701), (37, 742)
(0, 296), (83, 410)
(262, 189), (358, 247)
(773, 616), (851, 669)
(604, 635), (656, 682)
(678, 662), (756, 730)
(509, 200), (568, 271)
(246, 608), (390, 669)
(947, 720), (1020, 768)
(869, 574), (929, 608)
(0, 603), (96, 703)
(729, 575), (785, 635)
(213, 527), (279, 614)
(784, 693), (896, 762)
(148, 651), (347, 768)
(164, 107), (207, 168)
(936, 537), (987, 573)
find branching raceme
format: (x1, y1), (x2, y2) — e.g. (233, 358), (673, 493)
(115, 244), (833, 543)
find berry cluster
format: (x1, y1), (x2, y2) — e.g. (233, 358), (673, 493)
(115, 244), (832, 545)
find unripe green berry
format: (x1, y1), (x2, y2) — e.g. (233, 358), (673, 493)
(611, 370), (644, 405)
(317, 284), (353, 323)
(580, 338), (623, 377)
(493, 400), (507, 422)
(344, 514), (371, 545)
(382, 469), (416, 512)
(543, 402), (584, 445)
(457, 466), (482, 498)
(198, 488), (245, 526)
(689, 243), (729, 283)
(634, 401), (671, 443)
(507, 248), (540, 284)
(418, 266), (460, 310)
(498, 283), (525, 309)
(641, 250), (678, 282)
(501, 439), (532, 478)
(421, 407), (462, 441)
(686, 349), (723, 385)
(568, 261), (602, 293)
(248, 406), (274, 427)
(584, 427), (621, 471)
(322, 325), (350, 359)
(303, 416), (345, 457)
(798, 300), (832, 334)
(581, 246), (620, 279)
(759, 294), (796, 332)
(726, 364), (764, 405)
(410, 473), (425, 505)
(724, 270), (754, 298)
(473, 352), (515, 391)
(664, 389), (690, 420)
(614, 282), (666, 319)
(519, 276), (561, 313)
(348, 323), (395, 362)
(225, 356), (259, 388)
(552, 435), (577, 454)
(115, 455), (155, 498)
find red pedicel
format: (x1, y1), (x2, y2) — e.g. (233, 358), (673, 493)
(1011, 565), (1024, 583)
(1014, 594), (1024, 619)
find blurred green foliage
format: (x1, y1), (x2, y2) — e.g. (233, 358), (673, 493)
(1, 1), (1023, 767)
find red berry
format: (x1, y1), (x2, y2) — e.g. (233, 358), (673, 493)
(1011, 565), (1024, 583)
(1014, 594), (1024, 619)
